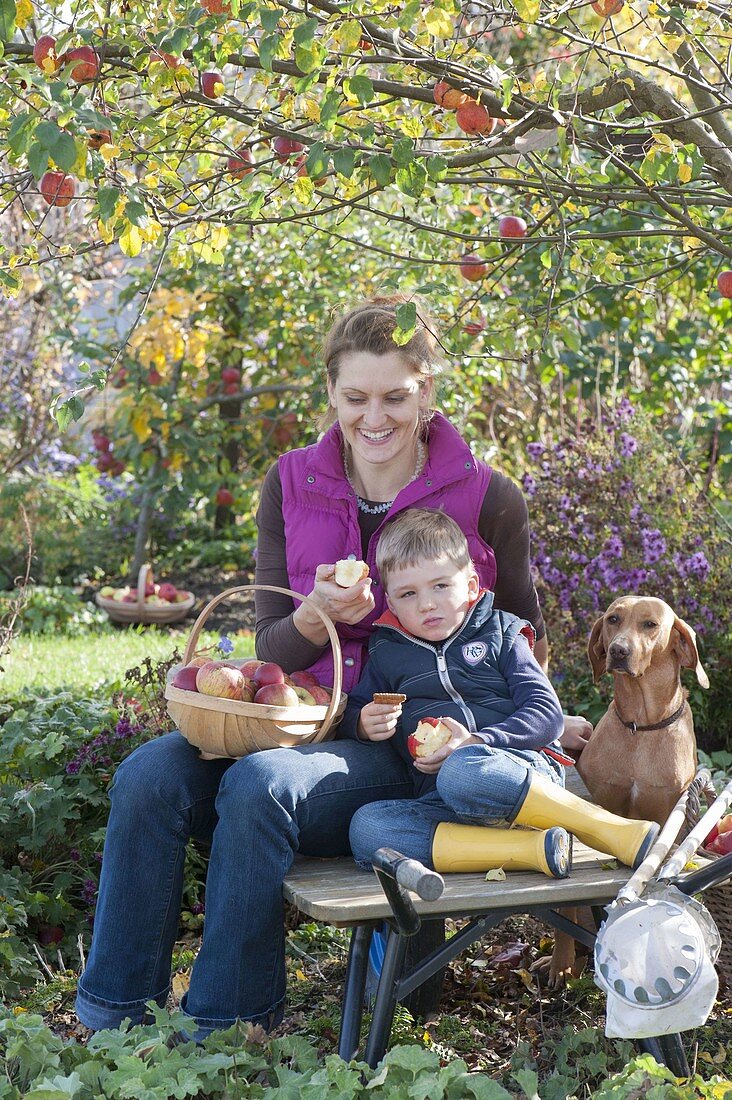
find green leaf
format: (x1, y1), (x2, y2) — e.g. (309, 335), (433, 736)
(0, 0), (16, 42)
(8, 111), (34, 156)
(318, 88), (341, 131)
(333, 147), (356, 178)
(399, 0), (421, 27)
(511, 0), (541, 21)
(392, 137), (415, 167)
(246, 190), (266, 218)
(259, 4), (283, 31)
(27, 144), (50, 179)
(294, 41), (326, 74)
(52, 395), (85, 431)
(125, 200), (148, 227)
(50, 132), (78, 172)
(426, 154), (448, 180)
(159, 27), (191, 55)
(305, 141), (329, 179)
(293, 16), (318, 44)
(258, 32), (281, 72)
(96, 186), (120, 222)
(349, 75), (374, 105)
(367, 153), (391, 186)
(395, 161), (427, 198)
(396, 301), (417, 331)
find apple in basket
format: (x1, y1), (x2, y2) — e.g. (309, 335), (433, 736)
(254, 682), (300, 707)
(99, 585), (116, 598)
(239, 659), (264, 678)
(196, 662), (246, 699)
(157, 582), (178, 602)
(308, 685), (332, 705)
(290, 670), (319, 689)
(705, 814), (732, 854)
(174, 591), (192, 603)
(293, 686), (317, 705)
(172, 665), (200, 691)
(253, 662), (286, 687)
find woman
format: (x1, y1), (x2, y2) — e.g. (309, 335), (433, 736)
(75, 295), (589, 1039)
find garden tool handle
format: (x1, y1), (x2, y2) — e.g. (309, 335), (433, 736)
(616, 784), (692, 904)
(372, 848), (445, 902)
(182, 583), (343, 740)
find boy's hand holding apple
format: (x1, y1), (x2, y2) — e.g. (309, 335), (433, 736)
(411, 715), (481, 774)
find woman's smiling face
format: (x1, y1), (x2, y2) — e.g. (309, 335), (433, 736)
(328, 351), (431, 476)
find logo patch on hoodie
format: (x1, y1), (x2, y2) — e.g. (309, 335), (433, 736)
(462, 641), (487, 665)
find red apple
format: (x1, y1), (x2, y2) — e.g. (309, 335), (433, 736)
(239, 678), (256, 703)
(110, 459), (126, 476)
(253, 662), (286, 687)
(239, 659), (264, 678)
(459, 253), (487, 282)
(273, 136), (305, 163)
(39, 171), (75, 208)
(456, 101), (497, 136)
(33, 35), (60, 74)
(498, 215), (527, 239)
(215, 487), (234, 506)
(96, 451), (115, 472)
(157, 582), (177, 602)
(227, 148), (255, 178)
(254, 682), (300, 707)
(201, 71), (224, 98)
(221, 367), (241, 384)
(92, 431), (111, 451)
(309, 685), (332, 705)
(147, 369), (163, 385)
(172, 665), (200, 691)
(592, 0), (624, 14)
(709, 831), (732, 856)
(433, 81), (469, 110)
(359, 36), (373, 50)
(65, 45), (99, 83)
(290, 670), (319, 689)
(717, 271), (732, 299)
(153, 49), (180, 68)
(718, 814), (732, 835)
(705, 824), (720, 848)
(196, 661), (246, 699)
(407, 717), (452, 759)
(201, 0), (232, 13)
(223, 383), (239, 395)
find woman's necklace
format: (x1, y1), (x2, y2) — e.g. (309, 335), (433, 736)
(343, 438), (426, 515)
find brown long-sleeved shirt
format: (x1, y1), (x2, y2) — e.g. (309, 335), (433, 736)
(254, 461), (545, 672)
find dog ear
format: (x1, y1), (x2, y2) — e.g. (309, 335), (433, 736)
(587, 616), (607, 684)
(672, 616), (710, 689)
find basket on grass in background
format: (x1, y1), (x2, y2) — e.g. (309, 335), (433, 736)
(164, 584), (347, 759)
(96, 563), (196, 625)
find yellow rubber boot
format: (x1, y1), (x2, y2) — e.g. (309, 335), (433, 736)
(513, 773), (659, 869)
(432, 823), (572, 879)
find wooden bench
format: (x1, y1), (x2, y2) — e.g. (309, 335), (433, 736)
(281, 768), (729, 1072)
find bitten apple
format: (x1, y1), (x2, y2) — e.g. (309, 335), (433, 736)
(407, 718), (452, 759)
(334, 559), (369, 587)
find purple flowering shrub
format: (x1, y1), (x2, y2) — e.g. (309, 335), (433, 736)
(524, 401), (732, 749)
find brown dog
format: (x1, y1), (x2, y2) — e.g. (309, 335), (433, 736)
(546, 595), (709, 986)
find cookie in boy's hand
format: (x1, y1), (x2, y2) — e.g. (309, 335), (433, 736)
(407, 717), (452, 759)
(334, 559), (369, 587)
(373, 693), (407, 706)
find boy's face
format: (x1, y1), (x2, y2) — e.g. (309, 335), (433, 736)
(385, 556), (479, 642)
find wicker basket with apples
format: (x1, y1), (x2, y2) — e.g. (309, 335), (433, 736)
(164, 584), (347, 758)
(96, 563), (196, 624)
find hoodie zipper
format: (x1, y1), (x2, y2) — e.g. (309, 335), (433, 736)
(380, 602), (483, 732)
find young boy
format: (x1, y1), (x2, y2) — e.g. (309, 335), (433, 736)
(342, 508), (658, 878)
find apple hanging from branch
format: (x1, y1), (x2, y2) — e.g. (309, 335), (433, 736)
(39, 171), (76, 207)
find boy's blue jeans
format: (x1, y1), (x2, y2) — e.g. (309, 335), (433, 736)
(75, 733), (562, 1037)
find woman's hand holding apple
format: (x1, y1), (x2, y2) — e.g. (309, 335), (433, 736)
(293, 563), (374, 645)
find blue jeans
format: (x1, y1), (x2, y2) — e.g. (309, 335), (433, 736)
(75, 732), (413, 1036)
(349, 744), (565, 868)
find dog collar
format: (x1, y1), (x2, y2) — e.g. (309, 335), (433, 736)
(614, 699), (687, 735)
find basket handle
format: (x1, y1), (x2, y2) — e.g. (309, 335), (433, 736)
(136, 563), (153, 609)
(182, 584), (344, 739)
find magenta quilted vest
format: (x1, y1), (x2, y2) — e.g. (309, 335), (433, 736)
(278, 412), (495, 692)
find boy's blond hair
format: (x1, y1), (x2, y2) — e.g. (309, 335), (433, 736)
(376, 508), (472, 590)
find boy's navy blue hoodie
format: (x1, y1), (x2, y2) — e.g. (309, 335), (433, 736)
(339, 590), (565, 796)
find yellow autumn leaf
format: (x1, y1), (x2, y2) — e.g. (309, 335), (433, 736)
(295, 968), (307, 981)
(131, 407), (152, 443)
(119, 223), (143, 257)
(303, 98), (321, 123)
(336, 18), (362, 53)
(209, 224), (229, 252)
(171, 970), (191, 999)
(678, 161), (692, 183)
(97, 219), (115, 244)
(424, 7), (454, 36)
(652, 132), (676, 153)
(485, 867), (506, 881)
(293, 176), (314, 204)
(168, 451), (185, 471)
(15, 0), (33, 29)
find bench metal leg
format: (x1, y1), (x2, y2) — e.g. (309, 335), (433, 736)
(338, 924), (374, 1062)
(363, 926), (410, 1069)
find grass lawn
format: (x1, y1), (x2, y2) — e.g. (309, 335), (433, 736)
(0, 626), (256, 695)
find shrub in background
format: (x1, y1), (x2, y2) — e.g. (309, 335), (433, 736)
(0, 586), (109, 635)
(525, 400), (732, 750)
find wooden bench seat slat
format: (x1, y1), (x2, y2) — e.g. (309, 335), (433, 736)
(283, 842), (630, 925)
